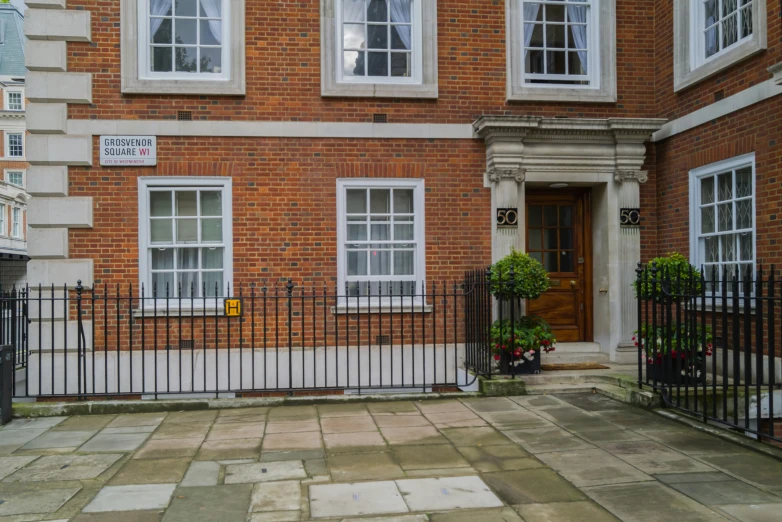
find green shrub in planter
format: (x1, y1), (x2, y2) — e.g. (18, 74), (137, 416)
(634, 253), (702, 301)
(489, 248), (550, 299)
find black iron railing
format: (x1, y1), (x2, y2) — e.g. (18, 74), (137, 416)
(10, 273), (495, 399)
(0, 288), (28, 371)
(637, 262), (782, 444)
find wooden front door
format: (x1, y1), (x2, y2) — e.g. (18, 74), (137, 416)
(525, 190), (592, 342)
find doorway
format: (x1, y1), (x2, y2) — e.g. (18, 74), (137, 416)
(525, 189), (593, 342)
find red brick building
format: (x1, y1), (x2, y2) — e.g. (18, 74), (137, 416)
(20, 0), (781, 377)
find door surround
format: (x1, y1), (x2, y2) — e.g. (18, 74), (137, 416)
(474, 116), (665, 363)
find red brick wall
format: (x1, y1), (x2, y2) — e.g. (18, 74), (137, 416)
(654, 94), (782, 263)
(69, 136), (491, 287)
(67, 0), (657, 122)
(654, 0), (782, 120)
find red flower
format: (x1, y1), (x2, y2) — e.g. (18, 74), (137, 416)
(634, 341), (638, 347)
(513, 350), (522, 357)
(501, 345), (507, 350)
(493, 355), (500, 361)
(541, 339), (550, 346)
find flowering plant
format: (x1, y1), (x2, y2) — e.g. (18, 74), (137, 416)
(634, 322), (713, 366)
(490, 316), (557, 364)
(634, 253), (702, 302)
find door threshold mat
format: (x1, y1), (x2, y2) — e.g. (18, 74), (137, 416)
(541, 363), (610, 371)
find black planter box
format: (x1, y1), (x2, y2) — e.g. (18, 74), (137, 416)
(500, 349), (541, 375)
(646, 358), (706, 386)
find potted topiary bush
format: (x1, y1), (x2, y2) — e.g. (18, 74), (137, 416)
(634, 253), (711, 385)
(489, 248), (556, 375)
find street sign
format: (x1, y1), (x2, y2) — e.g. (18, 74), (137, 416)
(100, 136), (157, 166)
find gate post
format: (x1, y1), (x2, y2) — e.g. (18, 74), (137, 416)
(1, 345), (12, 425)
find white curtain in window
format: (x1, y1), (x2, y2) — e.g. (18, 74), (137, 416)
(523, 3), (540, 57)
(344, 0), (365, 22)
(390, 0), (412, 50)
(566, 5), (588, 73)
(149, 0), (173, 41)
(200, 0), (223, 45)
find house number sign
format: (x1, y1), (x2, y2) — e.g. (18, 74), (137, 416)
(497, 208), (519, 227)
(620, 208), (641, 227)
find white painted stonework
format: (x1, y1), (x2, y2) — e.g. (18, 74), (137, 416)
(26, 135), (93, 166)
(474, 116), (665, 364)
(26, 166), (68, 197)
(24, 8), (91, 42)
(26, 103), (67, 134)
(25, 40), (67, 72)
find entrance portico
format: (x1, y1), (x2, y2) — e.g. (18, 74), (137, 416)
(474, 116), (666, 363)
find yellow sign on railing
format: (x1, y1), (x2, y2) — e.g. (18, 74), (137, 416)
(225, 298), (242, 317)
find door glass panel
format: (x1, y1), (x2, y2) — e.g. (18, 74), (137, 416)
(528, 206), (542, 227)
(560, 251), (574, 273)
(543, 206), (558, 226)
(544, 229), (557, 250)
(559, 206), (573, 227)
(560, 228), (574, 250)
(544, 252), (558, 272)
(530, 251), (543, 264)
(529, 229), (542, 250)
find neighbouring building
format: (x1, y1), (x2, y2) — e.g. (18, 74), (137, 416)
(18, 0), (782, 395)
(0, 2), (28, 289)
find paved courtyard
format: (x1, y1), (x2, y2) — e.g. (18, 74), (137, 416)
(1, 394), (781, 522)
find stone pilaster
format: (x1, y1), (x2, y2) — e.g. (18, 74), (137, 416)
(614, 170), (647, 364)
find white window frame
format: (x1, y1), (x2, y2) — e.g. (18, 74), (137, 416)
(689, 153), (756, 289)
(138, 177), (233, 308)
(5, 170), (24, 188)
(4, 90), (23, 111)
(519, 0), (599, 88)
(335, 0), (423, 86)
(674, 0), (766, 92)
(0, 203), (6, 237)
(507, 0), (616, 102)
(137, 0), (231, 82)
(321, 0), (438, 98)
(120, 0), (246, 95)
(11, 207), (21, 239)
(5, 132), (23, 159)
(336, 178), (426, 308)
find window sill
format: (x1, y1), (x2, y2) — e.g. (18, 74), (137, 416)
(331, 304), (433, 315)
(131, 307), (226, 319)
(674, 38), (767, 93)
(507, 86), (616, 103)
(321, 81), (439, 99)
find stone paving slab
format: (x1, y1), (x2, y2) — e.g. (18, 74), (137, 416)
(134, 437), (203, 460)
(309, 481), (408, 518)
(599, 440), (716, 475)
(224, 460), (306, 484)
(0, 487), (81, 516)
(161, 484), (252, 522)
(249, 480), (301, 512)
(196, 438), (262, 461)
(83, 484), (176, 513)
(4, 454), (123, 482)
(583, 482), (730, 522)
(429, 507), (523, 522)
(79, 433), (150, 453)
(72, 511), (164, 522)
(514, 500), (622, 522)
(535, 449), (653, 487)
(397, 476), (503, 511)
(0, 417), (66, 431)
(109, 458), (190, 485)
(481, 469), (587, 504)
(21, 430), (97, 451)
(328, 452), (405, 482)
(107, 414), (167, 428)
(180, 461), (220, 487)
(0, 456), (38, 480)
(666, 479), (782, 505)
(52, 416), (116, 432)
(715, 503), (782, 522)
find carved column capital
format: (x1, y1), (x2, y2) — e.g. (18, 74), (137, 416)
(614, 170), (648, 184)
(487, 168), (526, 184)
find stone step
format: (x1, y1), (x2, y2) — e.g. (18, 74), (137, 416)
(553, 342), (602, 353)
(541, 352), (611, 364)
